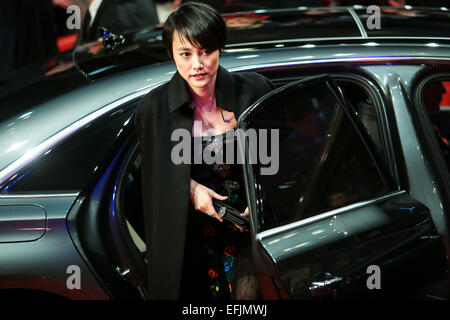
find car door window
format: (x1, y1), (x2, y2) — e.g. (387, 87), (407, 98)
(119, 147), (146, 257)
(268, 72), (387, 172)
(242, 77), (392, 231)
(421, 79), (450, 170)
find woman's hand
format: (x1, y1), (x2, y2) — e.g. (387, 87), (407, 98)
(190, 179), (227, 222)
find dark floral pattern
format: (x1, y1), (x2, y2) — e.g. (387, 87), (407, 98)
(190, 132), (249, 300)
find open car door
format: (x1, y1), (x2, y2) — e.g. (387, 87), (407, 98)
(237, 75), (448, 299)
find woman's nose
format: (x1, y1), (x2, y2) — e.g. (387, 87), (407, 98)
(192, 54), (203, 69)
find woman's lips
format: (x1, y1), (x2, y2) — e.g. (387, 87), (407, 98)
(192, 73), (206, 80)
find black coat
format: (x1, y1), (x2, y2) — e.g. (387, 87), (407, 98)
(77, 0), (159, 44)
(134, 66), (275, 299)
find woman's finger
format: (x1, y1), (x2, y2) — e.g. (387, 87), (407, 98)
(206, 204), (223, 222)
(241, 207), (249, 217)
(211, 192), (228, 201)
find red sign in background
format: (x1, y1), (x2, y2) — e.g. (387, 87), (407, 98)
(441, 82), (450, 108)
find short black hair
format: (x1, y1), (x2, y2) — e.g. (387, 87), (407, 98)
(162, 2), (227, 59)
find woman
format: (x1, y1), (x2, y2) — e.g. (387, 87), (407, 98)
(134, 2), (275, 300)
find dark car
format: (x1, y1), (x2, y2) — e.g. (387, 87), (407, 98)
(0, 6), (449, 300)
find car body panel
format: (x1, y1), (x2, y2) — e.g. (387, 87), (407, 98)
(0, 204), (46, 242)
(0, 194), (108, 299)
(362, 64), (449, 238)
(256, 192), (445, 298)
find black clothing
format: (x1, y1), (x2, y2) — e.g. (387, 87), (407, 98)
(77, 0), (159, 44)
(409, 0), (450, 6)
(191, 133), (246, 212)
(0, 0), (57, 78)
(134, 65), (275, 299)
(181, 133), (248, 300)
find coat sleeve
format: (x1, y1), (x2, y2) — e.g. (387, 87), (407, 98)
(243, 71), (276, 101)
(232, 71), (276, 118)
(254, 71), (276, 94)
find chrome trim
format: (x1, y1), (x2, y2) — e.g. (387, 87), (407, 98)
(225, 36), (450, 48)
(228, 56), (414, 72)
(0, 193), (79, 199)
(226, 37), (364, 48)
(228, 56), (450, 73)
(256, 190), (406, 241)
(347, 7), (368, 39)
(367, 36), (450, 41)
(0, 82), (164, 186)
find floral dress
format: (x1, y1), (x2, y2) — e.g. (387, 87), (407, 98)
(182, 131), (251, 300)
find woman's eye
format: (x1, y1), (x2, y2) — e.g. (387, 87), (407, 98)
(181, 52), (190, 57)
(203, 50), (211, 55)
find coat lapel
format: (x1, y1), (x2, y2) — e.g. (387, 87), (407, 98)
(167, 66), (238, 115)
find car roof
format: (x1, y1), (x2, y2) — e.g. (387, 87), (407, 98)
(226, 6), (450, 45)
(72, 6), (450, 80)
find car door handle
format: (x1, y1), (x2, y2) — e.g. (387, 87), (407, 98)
(115, 266), (130, 281)
(309, 272), (343, 298)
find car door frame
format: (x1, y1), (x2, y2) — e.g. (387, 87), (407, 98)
(237, 73), (448, 299)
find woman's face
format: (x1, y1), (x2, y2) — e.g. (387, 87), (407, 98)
(172, 30), (220, 92)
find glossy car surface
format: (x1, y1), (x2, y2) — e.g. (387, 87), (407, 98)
(0, 6), (449, 299)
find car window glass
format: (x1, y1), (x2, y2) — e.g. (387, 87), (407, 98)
(0, 104), (135, 193)
(268, 72), (385, 169)
(246, 80), (390, 231)
(121, 149), (146, 256)
(339, 81), (383, 158)
(422, 80), (450, 171)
